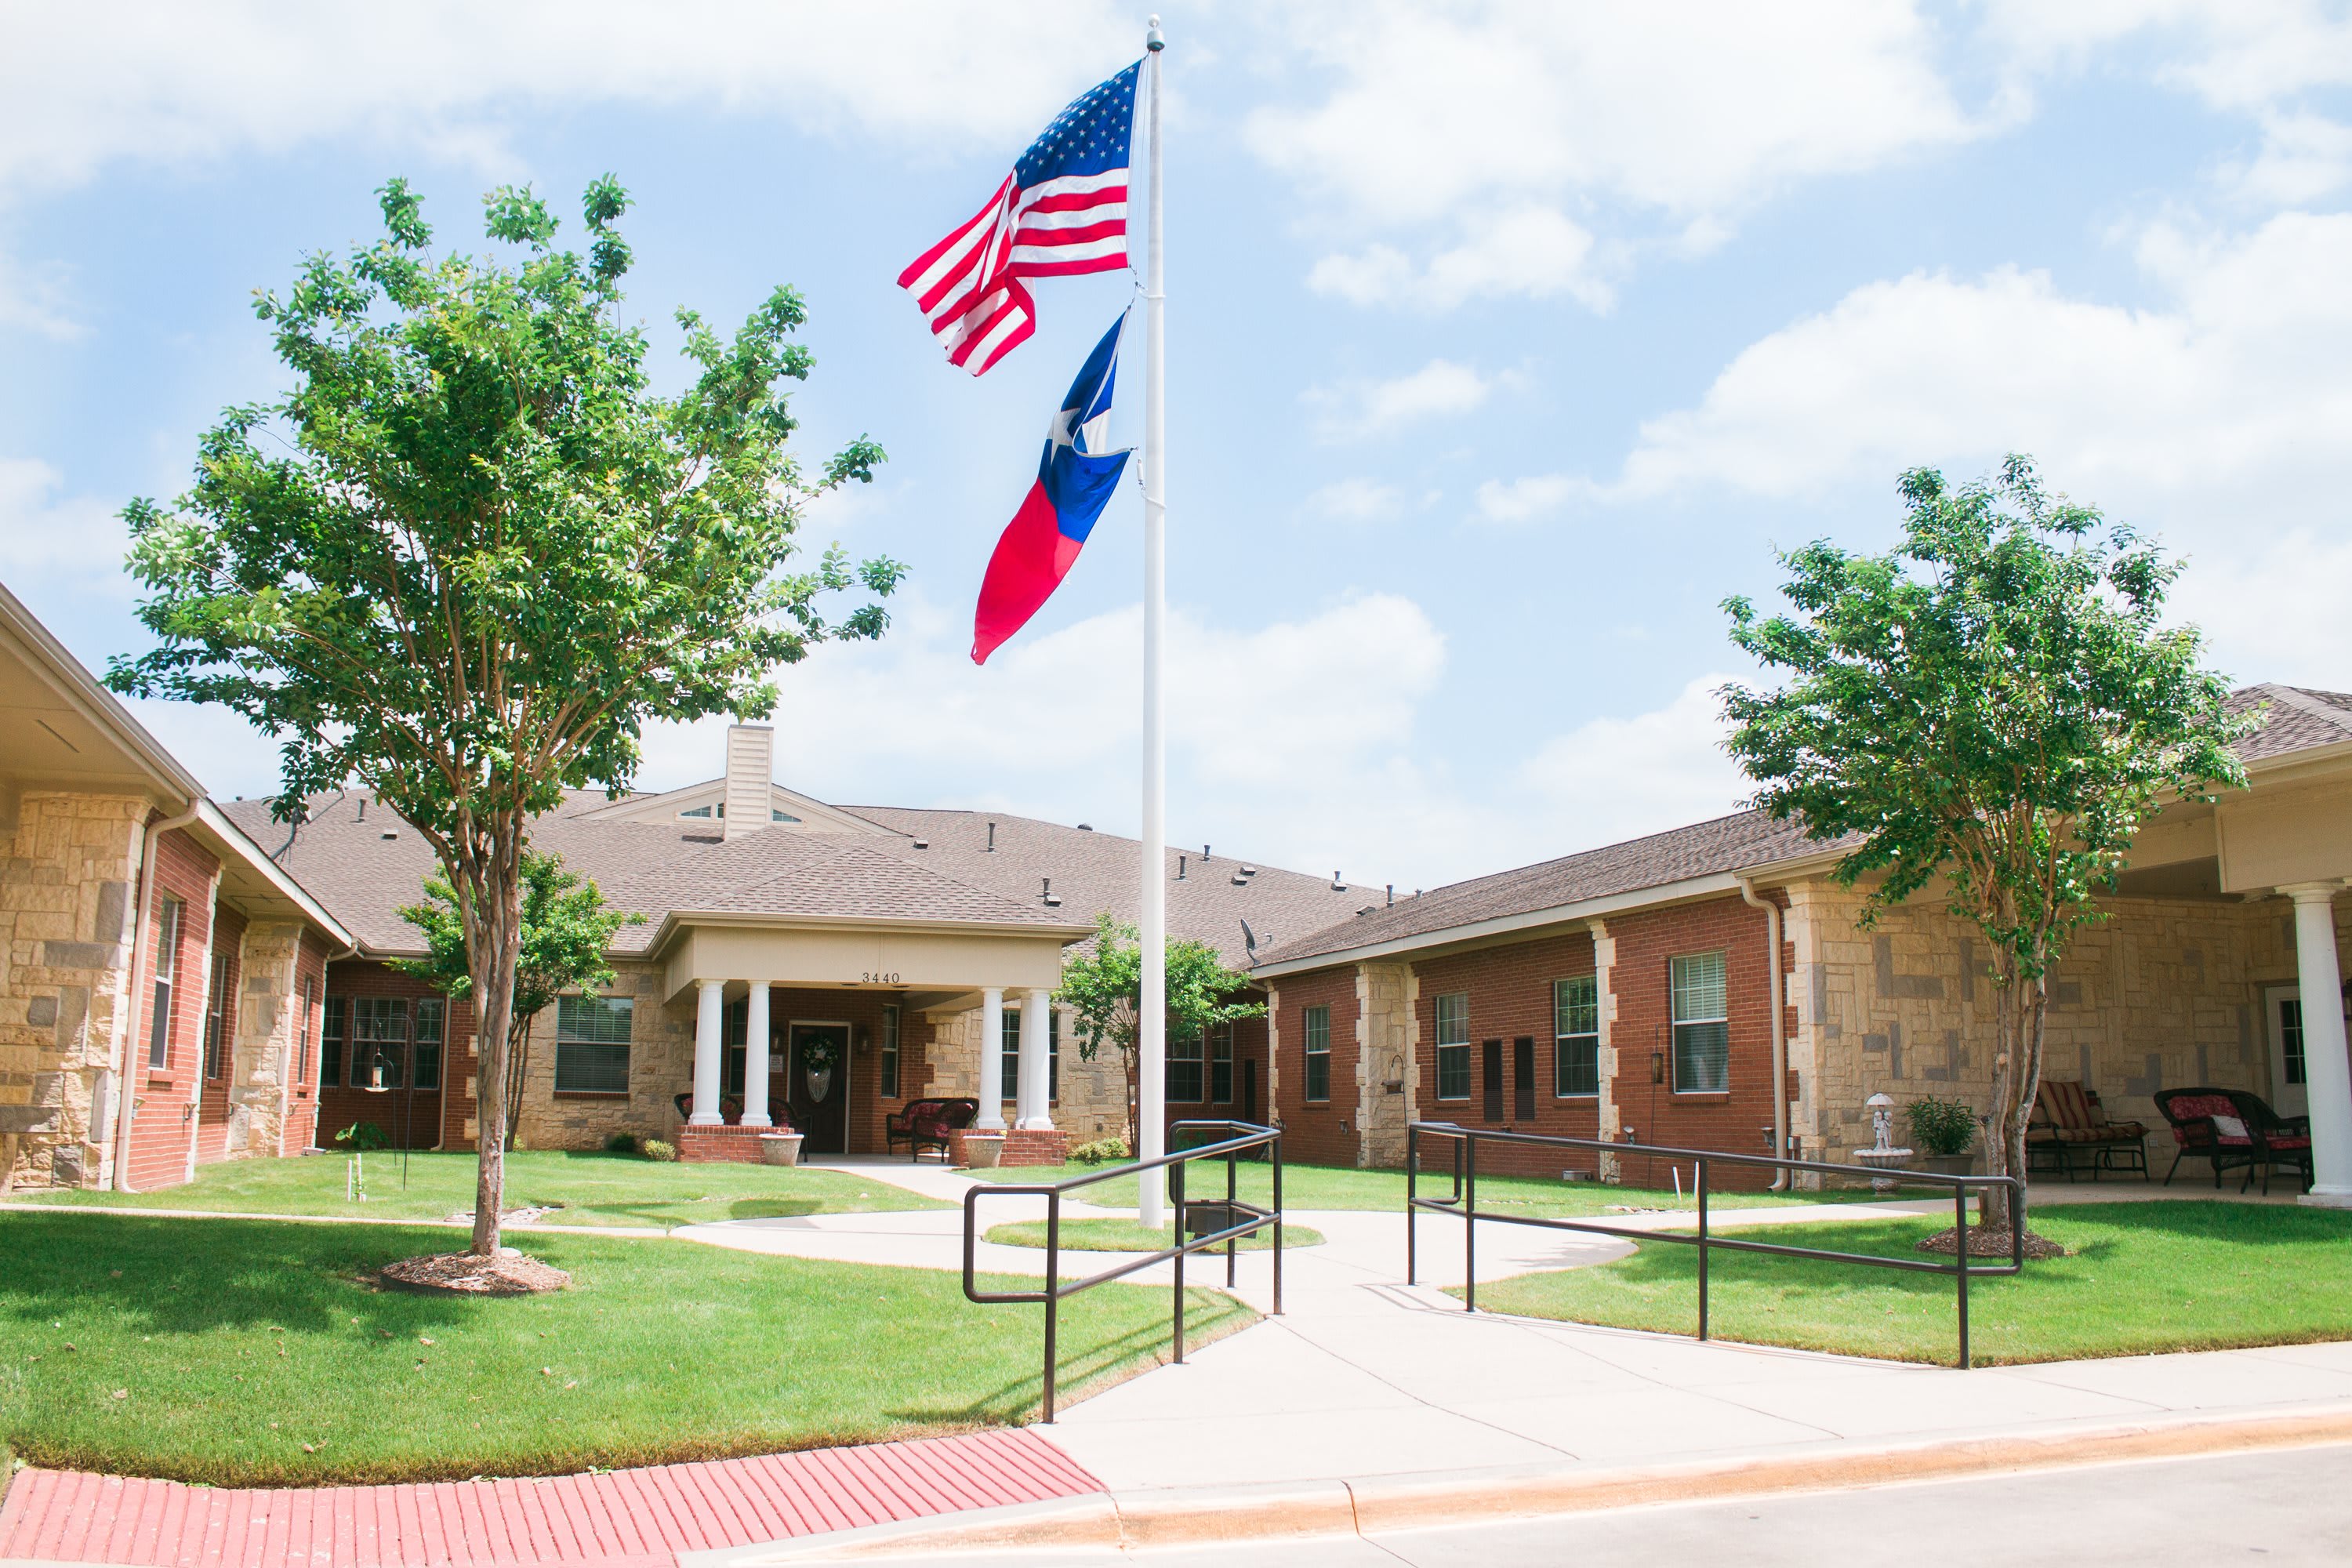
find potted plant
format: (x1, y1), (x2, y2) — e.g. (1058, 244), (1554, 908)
(1906, 1097), (1977, 1176)
(759, 1117), (805, 1167)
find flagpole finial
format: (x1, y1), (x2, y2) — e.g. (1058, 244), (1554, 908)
(1146, 14), (1164, 50)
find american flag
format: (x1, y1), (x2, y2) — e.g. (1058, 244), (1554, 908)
(898, 61), (1139, 376)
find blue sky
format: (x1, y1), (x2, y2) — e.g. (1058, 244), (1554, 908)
(6, 2), (2352, 892)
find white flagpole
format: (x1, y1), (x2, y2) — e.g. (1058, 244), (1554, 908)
(1136, 13), (1169, 1229)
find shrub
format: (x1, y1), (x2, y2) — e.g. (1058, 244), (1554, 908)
(1069, 1136), (1131, 1165)
(604, 1132), (639, 1155)
(332, 1121), (390, 1152)
(640, 1138), (678, 1163)
(1906, 1097), (1977, 1157)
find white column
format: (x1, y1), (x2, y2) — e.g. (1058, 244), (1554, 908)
(740, 982), (773, 1128)
(691, 978), (725, 1126)
(2286, 884), (2352, 1207)
(1017, 989), (1054, 1131)
(977, 986), (1007, 1131)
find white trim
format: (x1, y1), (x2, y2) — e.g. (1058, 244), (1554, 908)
(194, 798), (357, 948)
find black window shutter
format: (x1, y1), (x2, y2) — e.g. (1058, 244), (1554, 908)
(1513, 1036), (1535, 1120)
(1482, 1040), (1504, 1121)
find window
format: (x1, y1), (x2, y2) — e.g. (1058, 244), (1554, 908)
(1210, 1022), (1234, 1104)
(1002, 1007), (1062, 1103)
(1167, 1023), (1203, 1102)
(412, 998), (445, 1091)
(555, 994), (633, 1094)
(147, 895), (182, 1070)
(353, 998), (408, 1089)
(1671, 952), (1730, 1094)
(1435, 993), (1471, 1100)
(880, 1004), (902, 1098)
(295, 977), (315, 1085)
(321, 996), (346, 1086)
(203, 949), (231, 1080)
(2281, 996), (2307, 1086)
(1303, 1006), (1331, 1102)
(679, 804), (713, 818)
(1554, 975), (1599, 1097)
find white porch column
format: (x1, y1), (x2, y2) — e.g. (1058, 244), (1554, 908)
(1017, 988), (1054, 1130)
(740, 982), (773, 1128)
(977, 986), (1007, 1131)
(2285, 884), (2352, 1207)
(691, 978), (725, 1126)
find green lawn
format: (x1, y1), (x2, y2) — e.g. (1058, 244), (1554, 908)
(966, 1156), (1852, 1219)
(984, 1218), (1324, 1253)
(1462, 1201), (2352, 1365)
(14, 1149), (943, 1229)
(0, 1210), (1250, 1486)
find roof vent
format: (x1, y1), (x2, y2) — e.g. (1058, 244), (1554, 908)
(722, 724), (775, 842)
(1042, 877), (1061, 908)
(913, 838), (929, 850)
(1077, 822), (1094, 831)
(1331, 870), (1345, 891)
(379, 829), (398, 840)
(1177, 853), (1188, 880)
(1202, 844), (1211, 863)
(356, 798), (365, 822)
(1358, 904), (1377, 916)
(987, 822), (997, 852)
(1230, 870), (1248, 886)
(1386, 884), (1394, 906)
(1240, 864), (1257, 877)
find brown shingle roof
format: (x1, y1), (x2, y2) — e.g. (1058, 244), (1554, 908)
(2230, 684), (2352, 762)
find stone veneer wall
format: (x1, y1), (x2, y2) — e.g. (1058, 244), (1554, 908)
(224, 919), (306, 1159)
(1788, 879), (2352, 1163)
(0, 790), (149, 1189)
(506, 960), (693, 1150)
(1355, 959), (1419, 1168)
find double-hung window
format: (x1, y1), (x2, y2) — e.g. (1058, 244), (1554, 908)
(554, 994), (633, 1094)
(147, 895), (182, 1071)
(353, 998), (408, 1089)
(1000, 1008), (1061, 1104)
(1302, 1005), (1331, 1102)
(321, 996), (346, 1086)
(1167, 1025), (1204, 1102)
(412, 998), (445, 1091)
(203, 949), (231, 1080)
(1671, 952), (1730, 1094)
(295, 977), (316, 1086)
(1435, 993), (1471, 1101)
(1554, 975), (1599, 1097)
(1209, 1021), (1234, 1105)
(880, 1004), (902, 1098)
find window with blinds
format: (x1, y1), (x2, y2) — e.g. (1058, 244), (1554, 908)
(555, 994), (633, 1094)
(1436, 993), (1471, 1100)
(1303, 1005), (1331, 1102)
(1555, 975), (1599, 1097)
(1671, 951), (1730, 1094)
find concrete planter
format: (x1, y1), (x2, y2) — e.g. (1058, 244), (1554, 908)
(1916, 1152), (1976, 1178)
(961, 1134), (1005, 1170)
(758, 1133), (804, 1168)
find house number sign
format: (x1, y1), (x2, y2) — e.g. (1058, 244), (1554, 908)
(860, 971), (902, 985)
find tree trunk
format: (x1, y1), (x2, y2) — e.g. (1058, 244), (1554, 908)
(467, 848), (524, 1258)
(1980, 944), (2052, 1236)
(502, 1025), (530, 1154)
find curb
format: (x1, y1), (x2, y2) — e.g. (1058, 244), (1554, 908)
(739, 1400), (2352, 1560)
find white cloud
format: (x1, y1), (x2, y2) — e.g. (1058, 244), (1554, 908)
(1310, 205), (1612, 312)
(0, 457), (129, 594)
(1513, 676), (1751, 855)
(1985, 1), (2352, 113)
(1473, 474), (1583, 524)
(1305, 359), (1501, 442)
(0, 249), (82, 339)
(2223, 111), (2352, 205)
(1304, 478), (1406, 523)
(0, 1), (1135, 198)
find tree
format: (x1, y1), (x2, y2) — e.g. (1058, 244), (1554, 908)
(107, 176), (900, 1258)
(1059, 915), (1265, 1149)
(394, 850), (644, 1152)
(1721, 456), (2249, 1237)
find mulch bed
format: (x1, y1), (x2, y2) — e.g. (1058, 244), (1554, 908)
(378, 1250), (572, 1296)
(1915, 1225), (2069, 1260)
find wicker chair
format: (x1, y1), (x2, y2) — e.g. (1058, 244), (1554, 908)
(2024, 1080), (2148, 1181)
(2152, 1086), (2309, 1191)
(886, 1098), (978, 1162)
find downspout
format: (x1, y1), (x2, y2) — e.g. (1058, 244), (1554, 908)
(1738, 877), (1789, 1192)
(113, 801), (202, 1192)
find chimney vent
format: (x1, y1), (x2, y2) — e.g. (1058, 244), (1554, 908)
(1042, 877), (1061, 907)
(1178, 854), (1187, 880)
(987, 822), (997, 851)
(1386, 884), (1394, 906)
(1331, 870), (1345, 891)
(722, 725), (775, 841)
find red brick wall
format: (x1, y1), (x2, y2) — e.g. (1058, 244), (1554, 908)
(782, 989), (935, 1156)
(1410, 929), (1605, 1179)
(318, 959), (459, 1152)
(125, 826), (220, 1191)
(279, 929), (332, 1155)
(1268, 967), (1361, 1169)
(192, 904), (246, 1164)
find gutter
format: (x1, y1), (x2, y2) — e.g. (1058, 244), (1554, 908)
(114, 800), (201, 1192)
(1738, 877), (1789, 1192)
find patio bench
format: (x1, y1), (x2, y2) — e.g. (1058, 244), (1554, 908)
(2156, 1086), (2311, 1194)
(886, 1098), (978, 1162)
(2025, 1079), (2148, 1181)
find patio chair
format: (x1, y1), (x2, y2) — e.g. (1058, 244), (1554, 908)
(2154, 1087), (2270, 1189)
(2025, 1080), (2149, 1181)
(670, 1091), (746, 1125)
(885, 1098), (978, 1162)
(2227, 1088), (2314, 1195)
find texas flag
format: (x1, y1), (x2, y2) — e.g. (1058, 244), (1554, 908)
(971, 314), (1131, 664)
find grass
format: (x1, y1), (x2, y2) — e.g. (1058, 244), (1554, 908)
(984, 1218), (1324, 1252)
(13, 1149), (944, 1229)
(966, 1156), (1854, 1219)
(1461, 1201), (2352, 1365)
(0, 1210), (1251, 1486)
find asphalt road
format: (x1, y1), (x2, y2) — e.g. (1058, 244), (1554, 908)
(898, 1443), (2352, 1566)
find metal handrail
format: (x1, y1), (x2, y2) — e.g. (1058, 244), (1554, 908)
(963, 1119), (1284, 1421)
(1406, 1122), (2024, 1370)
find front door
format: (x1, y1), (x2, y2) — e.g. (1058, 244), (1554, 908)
(2267, 985), (2310, 1119)
(787, 1022), (851, 1154)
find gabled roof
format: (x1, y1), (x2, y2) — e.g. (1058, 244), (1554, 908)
(2231, 683), (2352, 763)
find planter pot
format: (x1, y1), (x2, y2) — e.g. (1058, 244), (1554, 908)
(962, 1134), (1005, 1170)
(759, 1133), (804, 1168)
(1915, 1152), (1976, 1178)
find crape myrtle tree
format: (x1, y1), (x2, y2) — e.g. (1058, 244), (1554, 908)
(1060, 914), (1265, 1152)
(1720, 456), (2248, 1240)
(396, 851), (644, 1152)
(108, 176), (900, 1258)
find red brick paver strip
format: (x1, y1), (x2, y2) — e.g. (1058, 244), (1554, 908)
(0, 1430), (1102, 1567)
